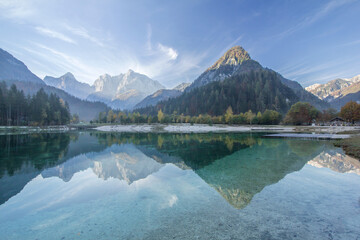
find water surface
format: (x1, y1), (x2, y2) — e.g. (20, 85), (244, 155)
(0, 132), (359, 239)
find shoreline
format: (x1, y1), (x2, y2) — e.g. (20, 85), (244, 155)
(94, 124), (360, 134)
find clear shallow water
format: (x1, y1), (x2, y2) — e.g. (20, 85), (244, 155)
(0, 132), (359, 239)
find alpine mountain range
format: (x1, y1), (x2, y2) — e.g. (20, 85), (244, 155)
(1, 46), (358, 121)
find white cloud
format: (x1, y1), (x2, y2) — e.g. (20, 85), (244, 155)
(158, 43), (178, 60)
(35, 27), (76, 44)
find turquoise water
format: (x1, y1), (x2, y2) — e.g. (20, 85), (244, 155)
(0, 132), (359, 239)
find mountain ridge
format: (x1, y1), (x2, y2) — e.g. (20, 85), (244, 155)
(306, 74), (360, 100)
(44, 72), (94, 99)
(88, 69), (164, 110)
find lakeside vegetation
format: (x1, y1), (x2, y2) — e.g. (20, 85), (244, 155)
(93, 101), (360, 126)
(0, 82), (71, 126)
(334, 136), (360, 160)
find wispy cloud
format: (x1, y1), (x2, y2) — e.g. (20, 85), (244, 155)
(275, 0), (354, 40)
(64, 25), (105, 47)
(0, 0), (36, 19)
(30, 43), (105, 83)
(35, 27), (76, 44)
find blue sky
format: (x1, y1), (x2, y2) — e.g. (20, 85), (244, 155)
(0, 0), (359, 88)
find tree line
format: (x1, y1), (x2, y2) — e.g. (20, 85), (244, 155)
(283, 101), (360, 125)
(93, 107), (282, 125)
(94, 100), (360, 126)
(0, 82), (71, 126)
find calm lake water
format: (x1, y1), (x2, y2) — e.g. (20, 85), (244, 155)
(0, 132), (359, 239)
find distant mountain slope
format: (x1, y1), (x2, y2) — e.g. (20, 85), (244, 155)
(4, 80), (108, 121)
(0, 48), (44, 85)
(305, 78), (353, 101)
(305, 74), (360, 109)
(186, 46), (328, 110)
(173, 82), (191, 92)
(44, 72), (94, 99)
(87, 70), (164, 110)
(134, 82), (190, 109)
(328, 92), (360, 110)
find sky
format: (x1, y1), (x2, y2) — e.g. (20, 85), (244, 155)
(0, 0), (360, 88)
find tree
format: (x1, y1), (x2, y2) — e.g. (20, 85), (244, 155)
(71, 114), (80, 124)
(284, 102), (320, 125)
(225, 106), (233, 123)
(261, 109), (281, 125)
(107, 110), (114, 123)
(340, 101), (360, 124)
(244, 110), (255, 125)
(157, 109), (164, 123)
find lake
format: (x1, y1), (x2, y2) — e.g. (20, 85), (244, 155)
(0, 132), (359, 239)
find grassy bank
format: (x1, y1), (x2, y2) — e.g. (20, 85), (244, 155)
(334, 136), (360, 160)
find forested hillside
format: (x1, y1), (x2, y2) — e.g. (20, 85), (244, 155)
(0, 82), (70, 125)
(4, 80), (108, 122)
(140, 70), (299, 116)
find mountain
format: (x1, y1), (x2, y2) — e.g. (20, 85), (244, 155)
(0, 48), (44, 85)
(44, 72), (94, 99)
(185, 46), (328, 110)
(87, 70), (164, 110)
(141, 70), (299, 116)
(186, 46), (261, 91)
(305, 74), (360, 109)
(134, 82), (190, 109)
(0, 48), (108, 121)
(138, 46), (328, 115)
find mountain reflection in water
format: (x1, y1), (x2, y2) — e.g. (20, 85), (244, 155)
(0, 132), (358, 209)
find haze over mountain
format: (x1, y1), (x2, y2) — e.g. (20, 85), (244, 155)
(44, 72), (94, 99)
(87, 70), (164, 110)
(0, 48), (108, 121)
(306, 74), (360, 108)
(134, 82), (190, 109)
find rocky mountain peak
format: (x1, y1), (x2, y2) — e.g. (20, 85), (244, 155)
(62, 72), (75, 79)
(207, 46), (251, 71)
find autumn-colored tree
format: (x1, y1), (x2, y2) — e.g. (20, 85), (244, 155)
(284, 102), (320, 125)
(244, 110), (255, 125)
(107, 110), (114, 123)
(340, 101), (360, 124)
(225, 106), (233, 123)
(157, 109), (164, 123)
(317, 108), (338, 124)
